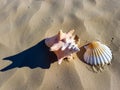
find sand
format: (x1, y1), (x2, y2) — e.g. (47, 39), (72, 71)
(0, 0), (120, 90)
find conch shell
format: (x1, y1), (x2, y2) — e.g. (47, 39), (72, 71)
(45, 29), (80, 64)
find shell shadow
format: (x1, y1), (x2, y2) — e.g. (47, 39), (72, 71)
(0, 39), (57, 72)
(77, 44), (95, 72)
(77, 45), (86, 63)
(77, 43), (90, 64)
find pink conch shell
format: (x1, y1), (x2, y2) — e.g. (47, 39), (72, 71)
(45, 29), (80, 64)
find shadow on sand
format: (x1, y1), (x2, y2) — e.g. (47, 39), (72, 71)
(0, 39), (57, 72)
(76, 43), (90, 64)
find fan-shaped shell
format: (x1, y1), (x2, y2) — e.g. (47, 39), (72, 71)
(84, 41), (112, 66)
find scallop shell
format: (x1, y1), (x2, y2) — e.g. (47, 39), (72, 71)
(45, 29), (80, 64)
(84, 41), (112, 66)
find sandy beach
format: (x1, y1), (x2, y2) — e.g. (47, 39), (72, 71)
(0, 0), (120, 90)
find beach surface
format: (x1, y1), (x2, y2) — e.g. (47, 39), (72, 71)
(0, 0), (120, 90)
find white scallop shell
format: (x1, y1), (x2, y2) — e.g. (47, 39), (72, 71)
(84, 41), (112, 66)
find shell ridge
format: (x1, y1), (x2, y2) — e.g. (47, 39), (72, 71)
(95, 47), (103, 65)
(99, 48), (108, 65)
(97, 46), (106, 65)
(102, 45), (112, 55)
(93, 49), (97, 65)
(101, 45), (112, 62)
(98, 47), (109, 64)
(101, 48), (111, 63)
(95, 48), (100, 64)
(100, 45), (112, 63)
(90, 49), (94, 65)
(103, 45), (112, 59)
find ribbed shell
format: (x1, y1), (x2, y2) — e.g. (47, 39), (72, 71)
(61, 37), (80, 52)
(84, 41), (112, 66)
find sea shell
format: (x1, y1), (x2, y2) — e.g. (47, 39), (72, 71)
(84, 41), (112, 66)
(45, 29), (80, 64)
